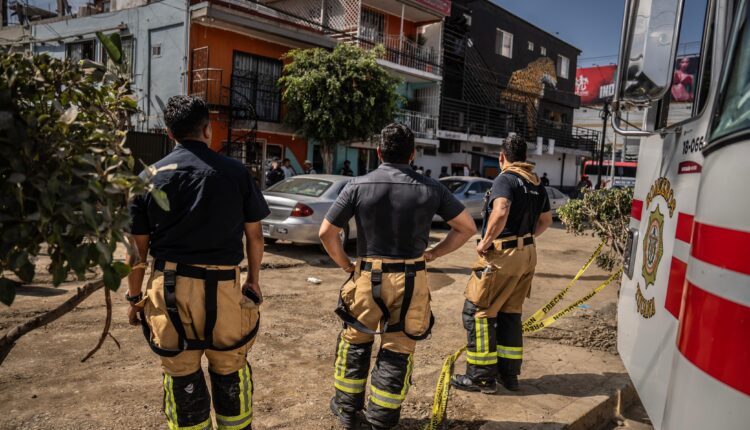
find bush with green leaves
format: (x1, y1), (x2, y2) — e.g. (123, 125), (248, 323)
(0, 48), (151, 305)
(557, 187), (633, 271)
(279, 44), (400, 173)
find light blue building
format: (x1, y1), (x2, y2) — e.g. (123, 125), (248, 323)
(9, 0), (188, 131)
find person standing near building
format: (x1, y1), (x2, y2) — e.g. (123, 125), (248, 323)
(281, 158), (296, 178)
(540, 172), (550, 186)
(303, 159), (317, 174)
(340, 160), (354, 176)
(439, 166), (449, 178)
(320, 123), (476, 429)
(451, 135), (552, 393)
(126, 96), (269, 430)
(266, 159), (285, 187)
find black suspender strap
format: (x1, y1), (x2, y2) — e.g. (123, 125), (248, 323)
(140, 260), (260, 357)
(334, 261), (433, 340)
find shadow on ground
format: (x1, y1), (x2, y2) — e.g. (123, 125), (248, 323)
(511, 372), (629, 398)
(15, 285), (69, 297)
(397, 419), (566, 430)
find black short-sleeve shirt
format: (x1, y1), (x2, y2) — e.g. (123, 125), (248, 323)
(487, 172), (550, 239)
(325, 163), (465, 259)
(128, 140), (270, 265)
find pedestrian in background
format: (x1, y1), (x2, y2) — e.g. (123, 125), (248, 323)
(320, 123), (476, 429)
(416, 166), (424, 175)
(266, 160), (285, 187)
(439, 166), (449, 178)
(340, 160), (354, 176)
(126, 95), (268, 430)
(425, 169), (432, 178)
(281, 158), (296, 178)
(541, 172), (550, 186)
(303, 159), (317, 174)
(451, 134), (553, 394)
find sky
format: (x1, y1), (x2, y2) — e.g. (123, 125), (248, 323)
(492, 0), (626, 67)
(15, 0), (706, 67)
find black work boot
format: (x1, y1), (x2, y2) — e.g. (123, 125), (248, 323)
(497, 373), (520, 391)
(450, 374), (497, 394)
(330, 396), (364, 429)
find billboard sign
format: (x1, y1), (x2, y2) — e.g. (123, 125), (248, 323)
(575, 65), (617, 106)
(410, 0), (451, 16)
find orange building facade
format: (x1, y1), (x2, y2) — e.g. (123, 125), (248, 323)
(187, 0), (447, 179)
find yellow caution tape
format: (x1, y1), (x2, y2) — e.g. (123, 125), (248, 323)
(522, 241), (604, 330)
(522, 267), (622, 333)
(423, 347), (465, 430)
(424, 244), (621, 428)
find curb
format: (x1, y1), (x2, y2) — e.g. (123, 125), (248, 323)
(557, 380), (637, 430)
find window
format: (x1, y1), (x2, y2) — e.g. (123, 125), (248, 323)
(423, 146), (437, 156)
(66, 40), (95, 62)
(231, 52), (283, 122)
(709, 0), (750, 143)
(480, 182), (493, 192)
(440, 179), (467, 194)
(495, 29), (513, 58)
(540, 46), (547, 56)
(528, 41), (534, 51)
(267, 177), (333, 197)
(557, 55), (570, 79)
(151, 44), (162, 57)
(101, 36), (134, 76)
(360, 8), (385, 43)
(663, 0), (711, 127)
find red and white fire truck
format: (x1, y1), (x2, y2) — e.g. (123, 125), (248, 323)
(612, 0), (749, 428)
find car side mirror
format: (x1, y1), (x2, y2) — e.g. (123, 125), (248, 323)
(465, 190), (478, 196)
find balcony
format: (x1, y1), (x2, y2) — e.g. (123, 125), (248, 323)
(257, 0), (445, 79)
(536, 119), (599, 153)
(395, 109), (438, 139)
(357, 33), (441, 78)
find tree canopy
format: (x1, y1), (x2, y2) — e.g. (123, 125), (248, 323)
(0, 47), (148, 305)
(278, 44), (400, 173)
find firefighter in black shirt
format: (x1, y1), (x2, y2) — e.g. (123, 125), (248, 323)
(320, 124), (476, 429)
(451, 135), (553, 393)
(127, 96), (269, 430)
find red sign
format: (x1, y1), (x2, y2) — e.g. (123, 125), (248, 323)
(575, 65), (617, 106)
(410, 0), (451, 16)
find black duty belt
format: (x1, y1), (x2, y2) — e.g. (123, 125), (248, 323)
(140, 259), (260, 357)
(496, 236), (535, 250)
(335, 260), (434, 341)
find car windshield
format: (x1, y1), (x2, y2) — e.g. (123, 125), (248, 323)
(268, 177), (333, 197)
(440, 180), (467, 194)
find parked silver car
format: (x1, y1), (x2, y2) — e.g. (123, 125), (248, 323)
(545, 186), (570, 217)
(433, 176), (494, 221)
(262, 175), (357, 245)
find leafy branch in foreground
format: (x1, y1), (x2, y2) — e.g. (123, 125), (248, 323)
(557, 187), (633, 271)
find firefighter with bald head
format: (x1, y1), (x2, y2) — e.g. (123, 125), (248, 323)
(451, 134), (553, 393)
(319, 123), (477, 429)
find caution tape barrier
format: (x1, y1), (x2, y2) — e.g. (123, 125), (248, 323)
(423, 243), (621, 429)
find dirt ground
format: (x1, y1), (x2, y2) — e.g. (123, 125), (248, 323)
(0, 223), (645, 429)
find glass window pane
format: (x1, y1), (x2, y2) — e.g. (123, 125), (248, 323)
(709, 1), (750, 142)
(268, 178), (333, 197)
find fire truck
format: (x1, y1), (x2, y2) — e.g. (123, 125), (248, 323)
(611, 0), (749, 428)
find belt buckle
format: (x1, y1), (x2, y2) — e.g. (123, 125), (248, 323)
(517, 237), (524, 250)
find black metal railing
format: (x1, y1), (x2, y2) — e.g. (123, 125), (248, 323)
(124, 131), (174, 173)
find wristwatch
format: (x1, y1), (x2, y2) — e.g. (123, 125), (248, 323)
(125, 291), (143, 304)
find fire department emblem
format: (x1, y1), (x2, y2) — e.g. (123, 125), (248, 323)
(636, 177), (676, 318)
(642, 207), (664, 286)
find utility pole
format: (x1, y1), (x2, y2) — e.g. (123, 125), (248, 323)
(597, 101), (610, 188)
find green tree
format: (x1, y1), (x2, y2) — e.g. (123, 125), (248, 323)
(278, 44), (400, 173)
(557, 187), (633, 270)
(0, 36), (161, 364)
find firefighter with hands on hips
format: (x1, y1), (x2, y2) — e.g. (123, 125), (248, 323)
(319, 123), (477, 430)
(451, 134), (553, 394)
(125, 96), (269, 430)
